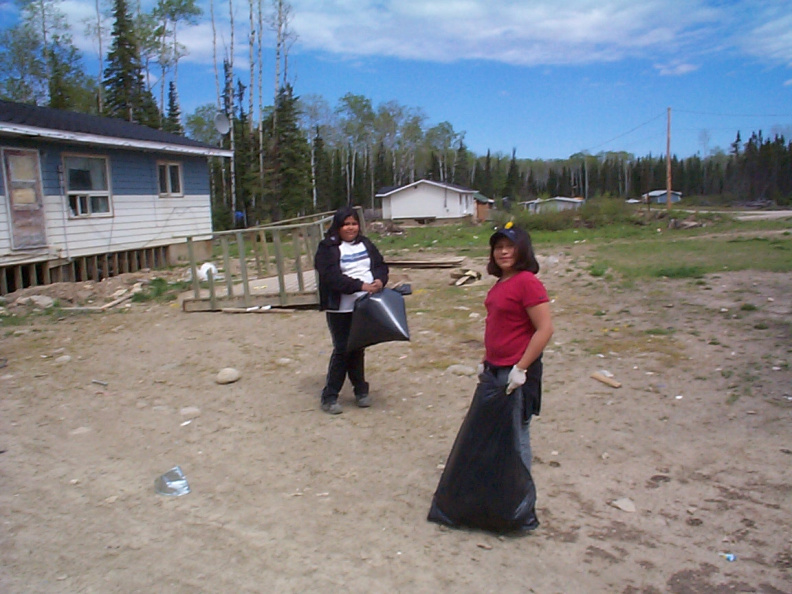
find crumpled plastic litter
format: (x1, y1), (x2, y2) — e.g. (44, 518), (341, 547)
(155, 466), (191, 496)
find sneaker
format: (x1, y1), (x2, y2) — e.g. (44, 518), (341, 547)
(355, 394), (371, 408)
(321, 401), (343, 415)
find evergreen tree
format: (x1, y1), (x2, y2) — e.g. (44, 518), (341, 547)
(503, 149), (520, 200)
(163, 81), (184, 134)
(313, 129), (332, 211)
(103, 0), (160, 127)
(479, 150), (493, 198)
(261, 85), (312, 219)
(452, 140), (470, 186)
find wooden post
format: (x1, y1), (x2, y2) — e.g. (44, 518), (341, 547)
(236, 231), (251, 306)
(0, 268), (8, 295)
(221, 237), (233, 297)
(292, 230), (305, 292)
(14, 266), (23, 291)
(208, 269), (217, 311)
(272, 229), (287, 306)
(260, 230), (271, 275)
(253, 229), (263, 277)
(28, 264), (38, 287)
(187, 237), (200, 298)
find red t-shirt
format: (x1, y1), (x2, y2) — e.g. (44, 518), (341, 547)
(484, 271), (549, 366)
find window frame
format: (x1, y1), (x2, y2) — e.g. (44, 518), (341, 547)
(157, 161), (184, 198)
(63, 153), (113, 219)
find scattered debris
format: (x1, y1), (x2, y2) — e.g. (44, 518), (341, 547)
(477, 543), (493, 550)
(387, 257), (465, 268)
(91, 379), (109, 387)
(154, 466), (191, 496)
(450, 269), (482, 286)
(591, 371), (622, 388)
(610, 498), (636, 513)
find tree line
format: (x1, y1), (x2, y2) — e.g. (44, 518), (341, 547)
(2, 0), (790, 232)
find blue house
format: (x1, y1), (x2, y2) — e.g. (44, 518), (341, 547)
(642, 189), (682, 204)
(0, 100), (232, 295)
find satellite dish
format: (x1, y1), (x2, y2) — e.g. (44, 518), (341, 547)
(213, 112), (231, 135)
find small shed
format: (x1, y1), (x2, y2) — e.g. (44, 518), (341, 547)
(0, 100), (232, 295)
(474, 192), (493, 221)
(643, 190), (682, 204)
(377, 180), (477, 222)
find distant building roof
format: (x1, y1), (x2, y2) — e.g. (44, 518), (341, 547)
(643, 189), (681, 197)
(375, 179), (475, 197)
(0, 100), (232, 157)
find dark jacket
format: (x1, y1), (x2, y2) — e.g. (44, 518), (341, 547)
(314, 234), (389, 311)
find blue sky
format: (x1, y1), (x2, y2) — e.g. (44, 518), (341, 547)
(3, 0), (792, 160)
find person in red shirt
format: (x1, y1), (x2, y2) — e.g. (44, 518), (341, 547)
(482, 222), (554, 470)
(428, 222), (553, 533)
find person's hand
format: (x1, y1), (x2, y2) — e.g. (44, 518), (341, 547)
(363, 279), (383, 293)
(477, 362), (485, 378)
(506, 365), (527, 394)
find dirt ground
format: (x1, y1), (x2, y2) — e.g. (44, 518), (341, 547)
(1, 240), (791, 593)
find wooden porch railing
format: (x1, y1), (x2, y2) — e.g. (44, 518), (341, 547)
(181, 208), (365, 312)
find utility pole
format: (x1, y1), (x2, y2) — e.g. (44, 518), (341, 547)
(666, 107), (672, 212)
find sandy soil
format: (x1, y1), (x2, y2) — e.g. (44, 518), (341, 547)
(1, 241), (791, 593)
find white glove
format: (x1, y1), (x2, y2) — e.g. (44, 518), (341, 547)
(477, 362), (485, 378)
(506, 365), (527, 394)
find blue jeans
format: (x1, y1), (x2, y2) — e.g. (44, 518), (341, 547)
(321, 312), (369, 404)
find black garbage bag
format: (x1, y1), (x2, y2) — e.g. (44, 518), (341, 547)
(346, 288), (410, 352)
(427, 380), (539, 534)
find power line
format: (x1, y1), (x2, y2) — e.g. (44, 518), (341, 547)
(675, 109), (792, 118)
(580, 111), (666, 154)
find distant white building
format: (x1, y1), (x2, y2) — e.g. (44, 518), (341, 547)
(377, 180), (477, 221)
(643, 190), (682, 204)
(521, 196), (584, 213)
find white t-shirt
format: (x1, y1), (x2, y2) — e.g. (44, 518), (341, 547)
(335, 240), (373, 312)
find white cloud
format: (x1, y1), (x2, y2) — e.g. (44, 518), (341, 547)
(290, 0), (724, 66)
(655, 61), (699, 76)
(18, 0), (792, 72)
(735, 3), (792, 66)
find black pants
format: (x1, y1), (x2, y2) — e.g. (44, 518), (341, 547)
(321, 312), (369, 404)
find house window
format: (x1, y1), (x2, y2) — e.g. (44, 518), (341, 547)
(64, 155), (111, 217)
(158, 162), (183, 197)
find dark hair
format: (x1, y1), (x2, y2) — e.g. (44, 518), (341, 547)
(487, 225), (540, 277)
(326, 206), (361, 242)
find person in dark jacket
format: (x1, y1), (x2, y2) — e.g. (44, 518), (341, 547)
(314, 207), (389, 414)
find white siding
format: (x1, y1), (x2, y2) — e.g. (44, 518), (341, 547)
(40, 192), (211, 259)
(388, 183), (474, 220)
(0, 187), (10, 254)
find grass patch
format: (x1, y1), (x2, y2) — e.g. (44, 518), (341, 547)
(645, 328), (675, 336)
(740, 303), (758, 311)
(131, 278), (187, 303)
(653, 265), (706, 279)
(589, 263), (608, 277)
(590, 234), (792, 280)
